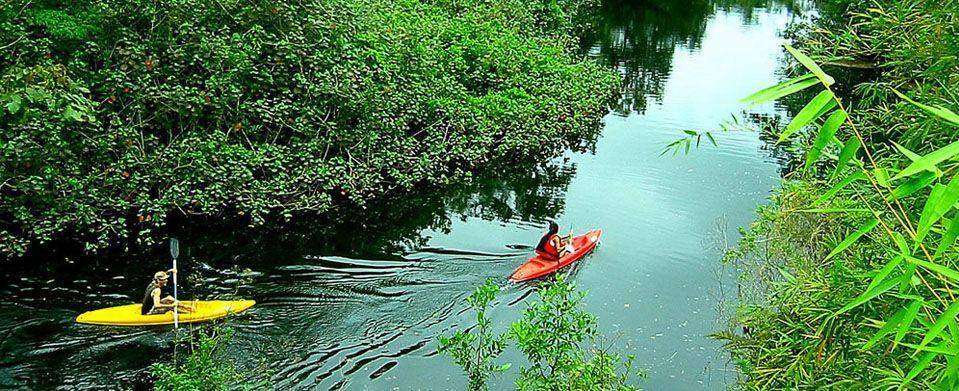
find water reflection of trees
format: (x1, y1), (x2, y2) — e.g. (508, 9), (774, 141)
(581, 0), (805, 116)
(173, 158), (579, 264)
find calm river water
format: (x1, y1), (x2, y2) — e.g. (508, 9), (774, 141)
(0, 1), (799, 389)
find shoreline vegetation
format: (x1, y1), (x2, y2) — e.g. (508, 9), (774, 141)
(711, 0), (959, 388)
(0, 0), (618, 259)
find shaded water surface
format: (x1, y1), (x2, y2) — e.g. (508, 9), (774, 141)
(0, 1), (798, 389)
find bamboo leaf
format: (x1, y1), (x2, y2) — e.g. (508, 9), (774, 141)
(896, 299), (924, 345)
(815, 171), (866, 206)
(905, 256), (959, 282)
(936, 214), (959, 259)
(779, 90), (836, 142)
(893, 89), (959, 127)
(891, 171), (937, 200)
(917, 301), (959, 352)
(830, 137), (861, 181)
(825, 218), (879, 260)
(866, 255), (903, 292)
(741, 74), (818, 105)
(863, 306), (907, 349)
(784, 44), (836, 87)
(904, 349), (939, 383)
(836, 274), (904, 315)
(806, 110), (847, 171)
(795, 208), (870, 213)
(892, 141), (922, 162)
(917, 176), (959, 244)
(891, 140), (959, 181)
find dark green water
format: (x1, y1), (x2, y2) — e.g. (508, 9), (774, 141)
(0, 1), (800, 389)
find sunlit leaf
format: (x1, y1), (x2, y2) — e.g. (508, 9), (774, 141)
(917, 301), (959, 352)
(815, 171), (866, 206)
(892, 141), (922, 162)
(825, 218), (879, 260)
(866, 255), (903, 292)
(896, 299), (924, 346)
(893, 89), (959, 127)
(905, 256), (959, 282)
(916, 176), (959, 244)
(784, 44), (836, 87)
(936, 215), (959, 259)
(891, 171), (937, 200)
(891, 140), (959, 181)
(904, 349), (939, 383)
(831, 137), (861, 181)
(779, 91), (836, 142)
(863, 305), (907, 349)
(836, 274), (904, 315)
(805, 110), (847, 171)
(741, 74), (818, 105)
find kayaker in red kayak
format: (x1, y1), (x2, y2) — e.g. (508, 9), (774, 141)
(535, 220), (574, 262)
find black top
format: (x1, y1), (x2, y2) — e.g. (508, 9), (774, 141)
(141, 281), (172, 315)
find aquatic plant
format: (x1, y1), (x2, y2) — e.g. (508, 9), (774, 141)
(440, 276), (641, 390)
(439, 279), (509, 391)
(152, 326), (264, 391)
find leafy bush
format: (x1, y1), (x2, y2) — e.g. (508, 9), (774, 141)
(152, 327), (264, 391)
(440, 276), (641, 390)
(0, 0), (617, 258)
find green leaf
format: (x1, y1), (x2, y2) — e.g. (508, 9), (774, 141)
(905, 256), (959, 282)
(779, 90), (836, 142)
(904, 349), (939, 383)
(916, 176), (959, 244)
(891, 140), (959, 181)
(893, 89), (959, 127)
(936, 215), (959, 259)
(815, 171), (866, 206)
(917, 301), (959, 352)
(866, 255), (903, 292)
(5, 94), (21, 114)
(825, 218), (879, 261)
(784, 44), (835, 87)
(805, 110), (847, 171)
(892, 141), (923, 162)
(897, 299), (924, 345)
(830, 137), (861, 181)
(836, 274), (904, 315)
(741, 74), (818, 106)
(863, 306), (907, 349)
(891, 171), (937, 200)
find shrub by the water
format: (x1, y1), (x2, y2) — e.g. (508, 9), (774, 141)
(0, 0), (617, 258)
(152, 327), (263, 391)
(439, 277), (642, 390)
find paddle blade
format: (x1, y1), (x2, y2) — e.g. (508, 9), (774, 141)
(170, 238), (180, 259)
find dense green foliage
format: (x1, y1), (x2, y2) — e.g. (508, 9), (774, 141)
(440, 276), (641, 390)
(0, 0), (617, 258)
(712, 0), (959, 388)
(152, 327), (263, 390)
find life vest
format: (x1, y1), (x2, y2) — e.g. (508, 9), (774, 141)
(536, 234), (561, 260)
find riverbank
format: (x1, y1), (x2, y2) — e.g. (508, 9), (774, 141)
(0, 0), (617, 259)
(720, 1), (959, 388)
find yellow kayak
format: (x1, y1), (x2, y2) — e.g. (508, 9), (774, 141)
(76, 300), (255, 326)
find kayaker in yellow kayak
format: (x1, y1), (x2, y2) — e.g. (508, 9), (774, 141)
(535, 220), (574, 261)
(141, 269), (194, 315)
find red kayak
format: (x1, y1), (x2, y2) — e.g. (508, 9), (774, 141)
(509, 230), (602, 282)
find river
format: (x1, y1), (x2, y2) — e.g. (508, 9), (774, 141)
(0, 1), (798, 389)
